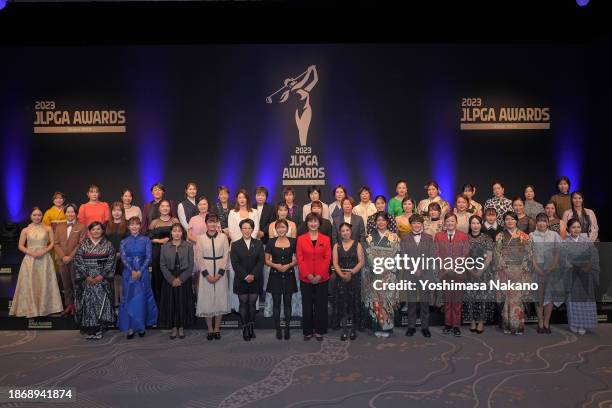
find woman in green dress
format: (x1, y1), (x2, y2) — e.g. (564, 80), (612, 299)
(362, 211), (401, 338)
(388, 180), (408, 217)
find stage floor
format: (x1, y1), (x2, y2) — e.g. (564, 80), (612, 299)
(1, 325), (611, 408)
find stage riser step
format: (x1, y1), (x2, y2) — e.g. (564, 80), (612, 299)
(2, 310), (611, 331)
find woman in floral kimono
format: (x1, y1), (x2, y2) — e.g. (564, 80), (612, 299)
(494, 211), (533, 335)
(362, 211), (400, 338)
(74, 221), (116, 340)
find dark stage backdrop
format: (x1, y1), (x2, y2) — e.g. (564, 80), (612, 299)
(0, 44), (610, 240)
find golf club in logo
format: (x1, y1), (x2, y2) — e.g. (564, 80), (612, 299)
(267, 65), (326, 185)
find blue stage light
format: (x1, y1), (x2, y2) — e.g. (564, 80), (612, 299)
(0, 0), (7, 11)
(576, 0), (590, 6)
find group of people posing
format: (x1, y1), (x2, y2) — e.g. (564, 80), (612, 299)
(9, 175), (600, 341)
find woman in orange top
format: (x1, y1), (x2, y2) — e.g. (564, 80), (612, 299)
(77, 185), (110, 228)
(296, 213), (331, 341)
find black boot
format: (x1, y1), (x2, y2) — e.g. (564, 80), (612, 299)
(242, 325), (251, 341)
(248, 322), (256, 339)
(276, 327), (282, 340)
(284, 321), (291, 340)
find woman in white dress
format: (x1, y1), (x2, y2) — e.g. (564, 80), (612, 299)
(195, 213), (230, 340)
(10, 207), (63, 318)
(302, 186), (330, 221)
(227, 189), (259, 312)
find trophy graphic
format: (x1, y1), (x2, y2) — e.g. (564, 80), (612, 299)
(266, 65), (318, 147)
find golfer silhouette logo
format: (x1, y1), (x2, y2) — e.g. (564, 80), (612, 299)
(266, 65), (318, 146)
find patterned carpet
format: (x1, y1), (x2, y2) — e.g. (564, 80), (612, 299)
(1, 325), (612, 408)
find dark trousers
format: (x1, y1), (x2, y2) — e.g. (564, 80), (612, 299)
(301, 280), (329, 335)
(59, 261), (76, 306)
(444, 290), (463, 327)
(271, 293), (292, 328)
(406, 301), (430, 329)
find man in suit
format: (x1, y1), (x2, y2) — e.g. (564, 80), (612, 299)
(434, 213), (470, 337)
(253, 186), (275, 245)
(297, 200), (333, 237)
(332, 197), (366, 246)
(53, 203), (87, 316)
(400, 214), (434, 338)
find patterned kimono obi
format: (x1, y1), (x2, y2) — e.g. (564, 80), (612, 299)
(74, 237), (117, 333)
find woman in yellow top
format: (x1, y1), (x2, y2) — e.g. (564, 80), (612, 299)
(395, 197), (417, 239)
(42, 192), (67, 230)
(417, 181), (450, 217)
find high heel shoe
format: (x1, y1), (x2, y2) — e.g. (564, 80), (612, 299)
(349, 329), (357, 340)
(207, 333), (214, 341)
(126, 330), (135, 340)
(242, 326), (251, 341)
(276, 328), (282, 340)
(138, 331), (146, 338)
(214, 331), (221, 340)
(284, 326), (291, 340)
(340, 330), (348, 341)
(248, 322), (256, 339)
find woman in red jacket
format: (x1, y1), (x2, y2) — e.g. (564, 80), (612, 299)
(434, 213), (470, 337)
(297, 212), (331, 341)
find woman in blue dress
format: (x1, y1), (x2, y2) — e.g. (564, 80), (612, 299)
(118, 216), (158, 339)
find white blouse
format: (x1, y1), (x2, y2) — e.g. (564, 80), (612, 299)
(302, 202), (330, 220)
(228, 209), (260, 243)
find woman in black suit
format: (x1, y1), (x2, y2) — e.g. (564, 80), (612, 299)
(230, 218), (265, 341)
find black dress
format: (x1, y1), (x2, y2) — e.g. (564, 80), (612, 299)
(159, 249), (195, 328)
(336, 240), (362, 328)
(212, 201), (230, 230)
(265, 237), (298, 295)
(105, 226), (128, 275)
(149, 222), (174, 305)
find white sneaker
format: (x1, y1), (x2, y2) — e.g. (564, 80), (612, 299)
(578, 328), (586, 335)
(570, 326), (579, 333)
(380, 332), (390, 338)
